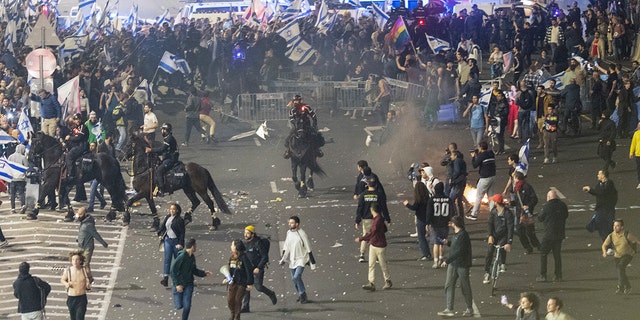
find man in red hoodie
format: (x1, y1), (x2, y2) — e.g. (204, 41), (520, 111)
(355, 203), (392, 291)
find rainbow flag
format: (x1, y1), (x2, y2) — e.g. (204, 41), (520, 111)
(389, 17), (410, 50)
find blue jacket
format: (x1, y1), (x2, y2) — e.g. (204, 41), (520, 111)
(31, 93), (61, 119)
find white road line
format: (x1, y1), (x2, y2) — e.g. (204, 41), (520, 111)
(270, 181), (278, 193)
(254, 137), (261, 146)
(549, 187), (566, 199)
(472, 299), (481, 317)
(99, 225), (128, 320)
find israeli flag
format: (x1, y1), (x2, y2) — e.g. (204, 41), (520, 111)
(17, 109), (33, 143)
(426, 35), (450, 53)
(156, 9), (169, 25)
(158, 51), (191, 74)
(541, 71), (566, 90)
(0, 156), (28, 182)
(371, 3), (389, 30)
(347, 0), (361, 7)
(286, 39), (316, 65)
(92, 121), (103, 142)
(0, 129), (16, 145)
(517, 139), (530, 175)
(78, 0), (96, 10)
(277, 19), (301, 46)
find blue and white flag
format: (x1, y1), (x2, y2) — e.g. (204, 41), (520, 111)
(517, 139), (530, 175)
(78, 0), (96, 10)
(0, 156), (28, 182)
(0, 130), (16, 144)
(347, 0), (361, 7)
(541, 71), (566, 90)
(426, 35), (450, 53)
(17, 109), (33, 143)
(286, 39), (316, 65)
(92, 121), (103, 142)
(478, 85), (492, 109)
(314, 0), (337, 34)
(59, 34), (88, 58)
(156, 9), (169, 25)
(371, 3), (389, 30)
(136, 79), (155, 104)
(282, 0), (311, 21)
(277, 19), (301, 46)
(3, 19), (16, 54)
(158, 51), (191, 74)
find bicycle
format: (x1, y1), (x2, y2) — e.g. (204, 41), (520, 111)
(489, 244), (507, 297)
(487, 116), (501, 154)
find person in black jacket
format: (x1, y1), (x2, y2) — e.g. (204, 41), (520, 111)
(482, 194), (514, 284)
(449, 151), (468, 217)
(438, 215), (475, 317)
(13, 261), (51, 320)
(63, 113), (89, 181)
(597, 111), (617, 170)
(403, 182), (431, 261)
(241, 225), (277, 312)
(158, 203), (186, 288)
(147, 123), (178, 196)
(224, 240), (254, 320)
(467, 142), (496, 220)
(427, 182), (454, 269)
(582, 169), (617, 241)
(514, 171), (540, 254)
(353, 160), (385, 200)
(536, 190), (568, 282)
(516, 80), (534, 143)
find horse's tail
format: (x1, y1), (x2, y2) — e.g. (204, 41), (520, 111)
(309, 157), (326, 177)
(206, 170), (231, 214)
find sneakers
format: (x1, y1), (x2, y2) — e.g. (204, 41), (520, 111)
(418, 256), (428, 261)
(637, 183), (640, 190)
(409, 232), (418, 238)
(432, 260), (440, 269)
(268, 292), (278, 305)
(19, 205), (27, 215)
(26, 214), (37, 220)
(483, 273), (490, 284)
(181, 142), (188, 147)
(0, 240), (8, 248)
(362, 282), (375, 291)
(499, 264), (506, 273)
(437, 309), (455, 317)
(543, 158), (550, 164)
(465, 214), (477, 221)
(607, 248), (614, 256)
(624, 287), (632, 295)
(383, 280), (392, 290)
(10, 208), (16, 214)
(160, 275), (169, 287)
(536, 275), (547, 282)
(462, 309), (474, 317)
(358, 254), (366, 263)
(552, 157), (557, 163)
(616, 286), (623, 294)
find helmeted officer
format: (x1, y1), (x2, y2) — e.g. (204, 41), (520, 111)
(64, 113), (89, 180)
(146, 123), (178, 196)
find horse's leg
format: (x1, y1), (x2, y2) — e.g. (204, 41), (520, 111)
(59, 184), (74, 222)
(182, 186), (201, 225)
(298, 162), (307, 198)
(123, 191), (147, 226)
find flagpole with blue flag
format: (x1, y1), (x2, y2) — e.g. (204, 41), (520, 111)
(517, 139), (530, 175)
(17, 108), (33, 143)
(0, 156), (28, 182)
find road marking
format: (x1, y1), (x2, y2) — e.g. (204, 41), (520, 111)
(99, 226), (128, 320)
(549, 187), (566, 199)
(253, 137), (261, 146)
(270, 181), (278, 193)
(472, 299), (481, 317)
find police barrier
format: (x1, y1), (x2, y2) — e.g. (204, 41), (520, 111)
(235, 92), (291, 122)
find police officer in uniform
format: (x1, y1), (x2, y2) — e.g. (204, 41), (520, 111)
(63, 113), (89, 181)
(284, 95), (323, 158)
(146, 123), (178, 197)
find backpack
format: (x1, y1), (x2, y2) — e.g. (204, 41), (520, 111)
(608, 231), (638, 254)
(32, 276), (49, 309)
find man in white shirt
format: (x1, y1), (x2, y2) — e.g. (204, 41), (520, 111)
(279, 215), (315, 304)
(545, 297), (575, 320)
(141, 102), (158, 141)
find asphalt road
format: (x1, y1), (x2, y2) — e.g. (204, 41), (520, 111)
(2, 91), (640, 320)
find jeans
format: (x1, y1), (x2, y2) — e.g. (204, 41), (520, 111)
(163, 237), (181, 275)
(449, 182), (466, 217)
(184, 117), (207, 143)
(242, 268), (275, 310)
(469, 127), (484, 148)
(444, 265), (473, 311)
(116, 126), (127, 151)
(517, 110), (531, 141)
(173, 284), (194, 320)
(289, 266), (306, 296)
(9, 181), (26, 209)
(416, 219), (431, 258)
(615, 255), (633, 290)
(471, 176), (495, 217)
(517, 223), (540, 252)
(540, 238), (563, 278)
(484, 244), (507, 273)
(87, 179), (106, 210)
(66, 294), (87, 320)
(368, 245), (390, 284)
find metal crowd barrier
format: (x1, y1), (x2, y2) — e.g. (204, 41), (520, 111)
(235, 92), (291, 122)
(383, 77), (426, 102)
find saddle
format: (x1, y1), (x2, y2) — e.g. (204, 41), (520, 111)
(163, 161), (187, 191)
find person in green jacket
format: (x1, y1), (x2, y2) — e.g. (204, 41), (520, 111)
(170, 238), (212, 320)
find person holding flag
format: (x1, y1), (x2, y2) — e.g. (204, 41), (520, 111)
(7, 143), (28, 215)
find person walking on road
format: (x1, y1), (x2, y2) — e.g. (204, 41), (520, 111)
(467, 141), (496, 220)
(403, 182), (431, 261)
(355, 177), (391, 263)
(224, 239), (254, 320)
(279, 216), (316, 304)
(583, 169), (617, 241)
(158, 203), (186, 288)
(629, 121), (640, 189)
(356, 203), (392, 291)
(13, 261), (51, 320)
(61, 250), (92, 320)
(438, 215), (475, 317)
(514, 172), (540, 254)
(241, 225), (277, 312)
(601, 219), (638, 295)
(537, 190), (569, 282)
(482, 194), (514, 284)
(75, 207), (108, 282)
(182, 87), (208, 147)
(170, 238), (212, 320)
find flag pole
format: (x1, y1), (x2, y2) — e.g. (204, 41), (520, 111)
(150, 68), (159, 86)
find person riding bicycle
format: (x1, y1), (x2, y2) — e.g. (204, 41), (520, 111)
(283, 95), (323, 159)
(483, 193), (514, 284)
(63, 113), (89, 181)
(146, 123), (178, 196)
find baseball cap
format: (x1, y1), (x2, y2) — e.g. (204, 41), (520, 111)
(488, 194), (504, 203)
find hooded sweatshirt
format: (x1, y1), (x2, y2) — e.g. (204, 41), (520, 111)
(8, 144), (28, 181)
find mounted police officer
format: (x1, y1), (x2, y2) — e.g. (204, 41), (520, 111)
(146, 123), (178, 197)
(63, 113), (89, 181)
(283, 95), (323, 159)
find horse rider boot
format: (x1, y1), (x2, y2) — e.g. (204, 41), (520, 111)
(64, 114), (89, 181)
(148, 123), (178, 196)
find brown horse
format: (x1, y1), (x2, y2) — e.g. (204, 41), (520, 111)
(124, 132), (230, 231)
